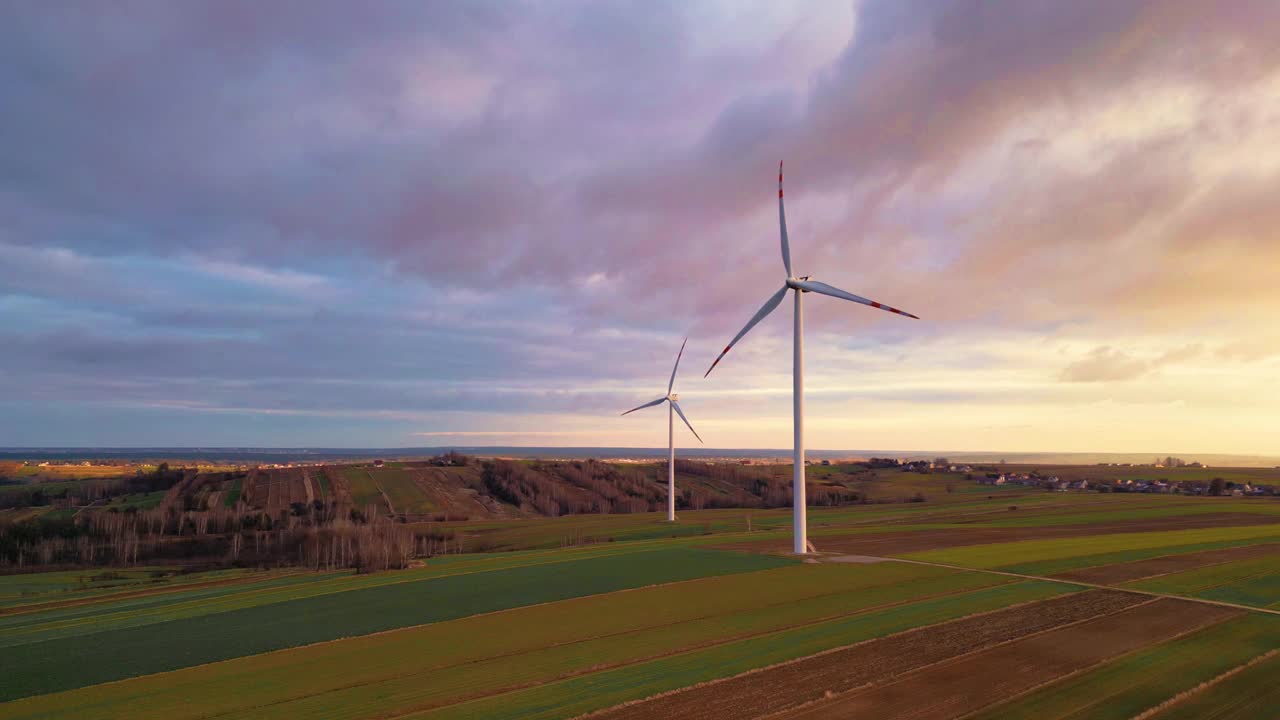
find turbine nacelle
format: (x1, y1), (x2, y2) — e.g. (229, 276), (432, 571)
(667, 393), (679, 402)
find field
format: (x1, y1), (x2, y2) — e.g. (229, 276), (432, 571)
(2, 468), (1280, 718)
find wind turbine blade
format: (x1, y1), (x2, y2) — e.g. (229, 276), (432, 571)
(704, 284), (789, 377)
(793, 279), (920, 320)
(671, 401), (703, 443)
(779, 161), (792, 277)
(620, 397), (667, 416)
(667, 337), (687, 395)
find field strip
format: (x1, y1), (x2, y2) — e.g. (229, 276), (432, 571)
(959, 612), (1280, 720)
(300, 470), (314, 504)
(367, 469), (397, 514)
(0, 549), (792, 705)
(13, 566), (973, 720)
(271, 577), (1015, 720)
(1124, 554), (1280, 597)
(774, 599), (1239, 720)
(1149, 566), (1278, 595)
(396, 582), (1077, 720)
(1053, 542), (1280, 585)
(0, 570), (308, 618)
(1132, 648), (1279, 720)
(3, 543), (722, 644)
(886, 556), (1280, 616)
(581, 590), (1141, 720)
(954, 609), (1246, 720)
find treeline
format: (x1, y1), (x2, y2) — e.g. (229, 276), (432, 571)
(481, 459), (665, 515)
(0, 495), (455, 573)
(0, 463), (187, 510)
(478, 457), (859, 516)
(1, 454), (880, 573)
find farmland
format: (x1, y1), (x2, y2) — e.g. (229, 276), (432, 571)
(2, 463), (1280, 718)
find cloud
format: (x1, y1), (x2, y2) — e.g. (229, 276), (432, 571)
(1060, 347), (1153, 383)
(1059, 343), (1203, 383)
(3, 1), (1280, 449)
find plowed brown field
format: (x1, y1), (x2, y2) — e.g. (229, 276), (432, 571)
(1053, 542), (1280, 584)
(776, 599), (1239, 720)
(587, 590), (1146, 720)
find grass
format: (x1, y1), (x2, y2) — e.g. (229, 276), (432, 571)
(314, 469), (331, 500)
(418, 580), (1077, 720)
(1000, 537), (1280, 577)
(980, 502), (1280, 528)
(0, 567), (269, 610)
(1197, 573), (1280, 608)
(222, 476), (242, 506)
(1, 563), (1006, 720)
(372, 467), (436, 514)
(0, 543), (767, 646)
(1128, 555), (1280, 595)
(1148, 647), (1280, 719)
(970, 613), (1280, 720)
(102, 490), (166, 510)
(335, 466), (387, 512)
(2, 476), (1278, 718)
(0, 546), (792, 700)
(905, 524), (1280, 569)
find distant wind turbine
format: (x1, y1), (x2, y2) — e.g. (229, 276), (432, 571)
(622, 338), (703, 522)
(704, 162), (920, 554)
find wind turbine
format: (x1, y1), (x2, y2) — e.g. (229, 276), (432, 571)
(704, 162), (919, 554)
(622, 338), (703, 522)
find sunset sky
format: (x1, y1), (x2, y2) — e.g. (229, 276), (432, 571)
(2, 1), (1278, 452)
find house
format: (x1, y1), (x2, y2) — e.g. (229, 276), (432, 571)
(372, 459), (385, 468)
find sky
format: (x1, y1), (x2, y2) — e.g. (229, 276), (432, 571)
(1, 0), (1278, 453)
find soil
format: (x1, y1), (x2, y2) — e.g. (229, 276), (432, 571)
(721, 513), (1280, 557)
(776, 599), (1239, 720)
(1053, 543), (1280, 585)
(587, 590), (1148, 720)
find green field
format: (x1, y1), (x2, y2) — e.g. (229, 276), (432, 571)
(3, 469), (1280, 719)
(222, 476), (242, 506)
(371, 467), (436, 514)
(1127, 555), (1280, 606)
(1149, 649), (1280, 719)
(972, 614), (1280, 720)
(335, 466), (389, 512)
(417, 581), (1074, 720)
(0, 546), (790, 700)
(314, 469), (331, 499)
(2, 563), (1024, 720)
(904, 524), (1280, 570)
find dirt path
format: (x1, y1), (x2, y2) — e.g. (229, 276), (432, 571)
(367, 470), (397, 515)
(775, 599), (1238, 720)
(1053, 542), (1280, 585)
(587, 591), (1146, 720)
(300, 470), (315, 505)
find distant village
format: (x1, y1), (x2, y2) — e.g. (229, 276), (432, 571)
(12, 454), (1278, 498)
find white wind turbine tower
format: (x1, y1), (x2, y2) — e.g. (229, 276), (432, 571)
(622, 338), (703, 522)
(704, 162), (920, 554)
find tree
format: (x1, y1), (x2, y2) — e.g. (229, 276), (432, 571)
(1209, 478), (1226, 496)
